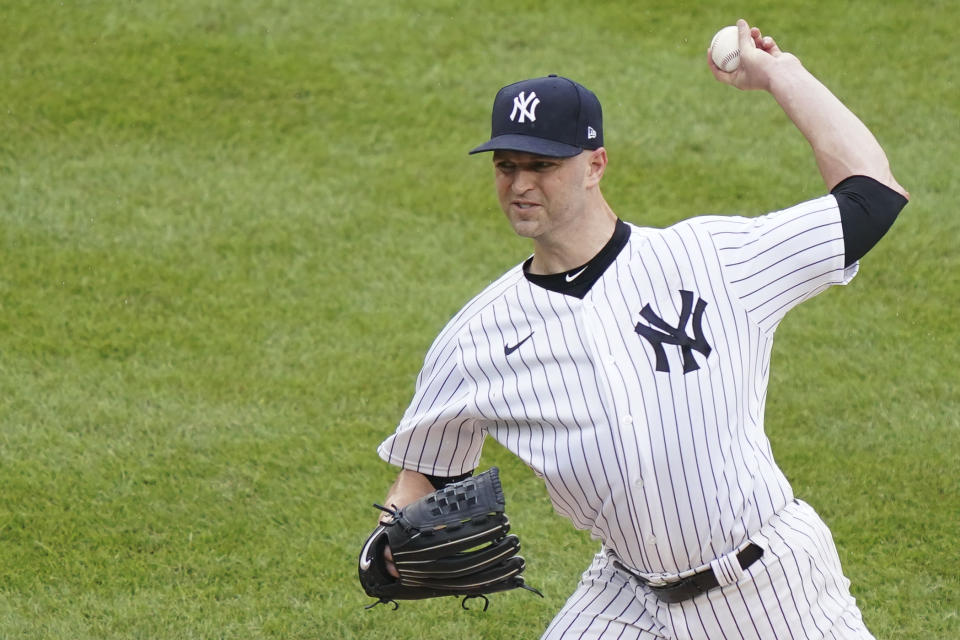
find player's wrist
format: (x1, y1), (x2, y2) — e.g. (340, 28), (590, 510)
(763, 55), (807, 95)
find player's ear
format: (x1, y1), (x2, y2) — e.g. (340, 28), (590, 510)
(584, 147), (607, 187)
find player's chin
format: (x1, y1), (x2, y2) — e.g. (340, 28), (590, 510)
(505, 216), (542, 238)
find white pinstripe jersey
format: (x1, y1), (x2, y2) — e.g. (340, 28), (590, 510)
(379, 194), (857, 576)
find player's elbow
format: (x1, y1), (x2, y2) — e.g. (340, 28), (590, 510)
(892, 180), (910, 201)
(869, 168), (909, 201)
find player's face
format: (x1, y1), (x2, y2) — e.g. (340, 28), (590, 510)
(492, 150), (594, 239)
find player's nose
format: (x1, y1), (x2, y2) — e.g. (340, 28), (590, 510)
(510, 169), (537, 194)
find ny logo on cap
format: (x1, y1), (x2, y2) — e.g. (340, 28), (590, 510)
(510, 91), (540, 123)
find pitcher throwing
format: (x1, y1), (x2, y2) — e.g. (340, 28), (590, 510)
(366, 19), (908, 639)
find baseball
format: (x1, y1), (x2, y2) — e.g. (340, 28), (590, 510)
(710, 25), (741, 72)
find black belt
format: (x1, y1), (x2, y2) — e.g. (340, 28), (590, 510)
(617, 543), (764, 604)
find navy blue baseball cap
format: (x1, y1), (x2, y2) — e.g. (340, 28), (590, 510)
(469, 75), (604, 158)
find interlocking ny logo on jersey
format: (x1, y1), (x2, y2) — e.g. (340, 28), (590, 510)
(510, 91), (540, 123)
(634, 290), (712, 374)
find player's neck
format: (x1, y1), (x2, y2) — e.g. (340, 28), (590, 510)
(528, 198), (617, 275)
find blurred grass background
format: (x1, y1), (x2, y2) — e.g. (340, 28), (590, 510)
(0, 0), (957, 638)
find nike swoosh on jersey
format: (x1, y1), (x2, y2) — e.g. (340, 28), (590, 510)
(565, 266), (588, 282)
(504, 332), (535, 355)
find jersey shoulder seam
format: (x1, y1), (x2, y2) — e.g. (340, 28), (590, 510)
(686, 215), (775, 337)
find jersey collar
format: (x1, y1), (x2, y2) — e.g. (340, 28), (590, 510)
(522, 219), (630, 299)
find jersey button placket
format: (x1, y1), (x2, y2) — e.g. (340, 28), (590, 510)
(583, 297), (652, 566)
(624, 412), (643, 513)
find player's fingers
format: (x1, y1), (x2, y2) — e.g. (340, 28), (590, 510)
(384, 546), (400, 578)
(737, 18), (763, 54)
(737, 19), (756, 51)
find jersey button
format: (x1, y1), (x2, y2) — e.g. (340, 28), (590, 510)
(621, 415), (633, 425)
(647, 535), (657, 546)
(632, 477), (643, 489)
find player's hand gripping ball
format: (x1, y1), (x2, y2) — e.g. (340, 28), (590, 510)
(710, 25), (741, 72)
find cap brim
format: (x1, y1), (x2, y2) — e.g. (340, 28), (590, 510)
(468, 134), (582, 157)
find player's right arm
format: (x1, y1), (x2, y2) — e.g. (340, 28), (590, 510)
(379, 469), (437, 524)
(709, 19), (909, 200)
(376, 469), (435, 577)
(377, 469), (476, 577)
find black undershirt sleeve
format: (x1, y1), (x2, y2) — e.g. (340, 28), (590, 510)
(832, 175), (908, 267)
(424, 470), (474, 490)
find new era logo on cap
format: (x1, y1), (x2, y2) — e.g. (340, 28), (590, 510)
(470, 75), (604, 158)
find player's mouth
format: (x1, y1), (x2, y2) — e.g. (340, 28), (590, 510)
(512, 200), (540, 210)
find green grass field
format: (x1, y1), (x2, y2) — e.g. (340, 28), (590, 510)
(1, 1), (957, 638)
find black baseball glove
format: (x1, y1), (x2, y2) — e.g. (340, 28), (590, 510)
(358, 467), (541, 610)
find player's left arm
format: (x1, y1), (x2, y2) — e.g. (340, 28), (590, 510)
(709, 19), (910, 201)
(832, 175), (908, 266)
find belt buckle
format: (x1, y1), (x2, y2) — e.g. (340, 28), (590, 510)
(641, 575), (670, 588)
(612, 559), (670, 588)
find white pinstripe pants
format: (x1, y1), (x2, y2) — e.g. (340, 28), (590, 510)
(542, 500), (875, 640)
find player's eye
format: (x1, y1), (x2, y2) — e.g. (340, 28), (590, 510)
(495, 162), (516, 173)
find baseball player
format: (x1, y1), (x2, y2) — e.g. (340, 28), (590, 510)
(371, 20), (908, 639)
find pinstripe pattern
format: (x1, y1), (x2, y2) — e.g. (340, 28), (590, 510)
(379, 196), (872, 638)
(542, 501), (873, 640)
